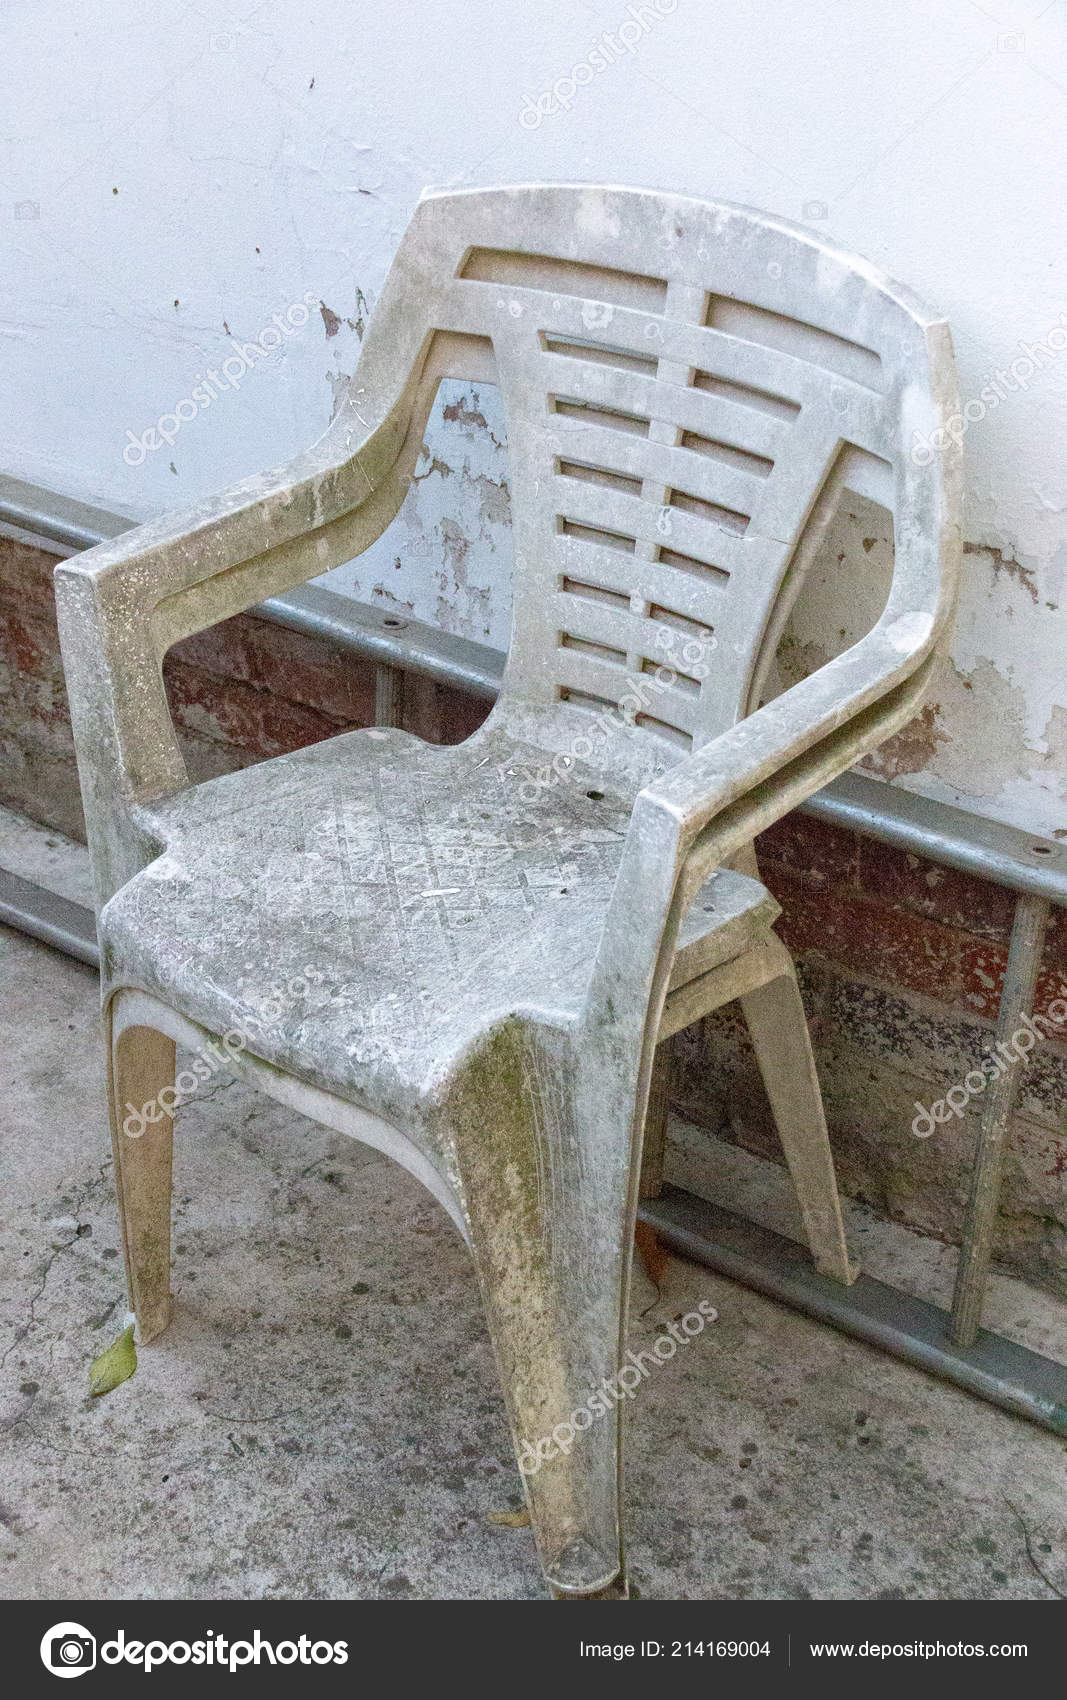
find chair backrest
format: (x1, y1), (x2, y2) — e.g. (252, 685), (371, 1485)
(346, 184), (955, 773)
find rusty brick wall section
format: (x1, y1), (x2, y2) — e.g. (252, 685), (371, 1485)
(0, 537), (85, 837)
(757, 811), (1067, 1033)
(669, 815), (1067, 1296)
(0, 535), (488, 838)
(2, 534), (1064, 1290)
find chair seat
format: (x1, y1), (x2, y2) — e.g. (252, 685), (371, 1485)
(101, 722), (778, 1127)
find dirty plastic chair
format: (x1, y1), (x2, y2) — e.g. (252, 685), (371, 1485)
(56, 185), (960, 1599)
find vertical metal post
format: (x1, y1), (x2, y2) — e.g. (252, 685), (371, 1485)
(950, 892), (1050, 1348)
(374, 662), (403, 730)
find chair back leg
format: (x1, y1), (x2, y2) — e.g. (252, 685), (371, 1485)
(739, 946), (858, 1285)
(638, 1047), (673, 1200)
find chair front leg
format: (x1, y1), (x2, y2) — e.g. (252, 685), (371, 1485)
(107, 999), (177, 1343)
(444, 1020), (642, 1598)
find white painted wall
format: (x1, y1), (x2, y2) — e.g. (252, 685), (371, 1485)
(2, 0), (1064, 832)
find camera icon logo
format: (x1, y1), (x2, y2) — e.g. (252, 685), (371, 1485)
(40, 1623), (97, 1679)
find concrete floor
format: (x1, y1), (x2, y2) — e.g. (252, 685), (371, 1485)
(1, 806), (1066, 1601)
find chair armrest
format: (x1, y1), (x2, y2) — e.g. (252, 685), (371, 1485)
(55, 400), (408, 905)
(638, 608), (942, 898)
(582, 597), (947, 1049)
(635, 421), (964, 887)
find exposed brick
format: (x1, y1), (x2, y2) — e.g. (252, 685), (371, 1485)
(179, 726), (258, 788)
(765, 864), (962, 1006)
(163, 659), (346, 759)
(169, 615), (255, 685)
(0, 537), (61, 619)
(1044, 903), (1067, 969)
(838, 897), (963, 1004)
(756, 811), (857, 890)
(241, 615), (377, 725)
(956, 936), (1007, 1021)
(857, 837), (1016, 943)
(163, 659), (257, 750)
(1035, 961), (1067, 1037)
(0, 607), (52, 677)
(0, 637), (72, 744)
(434, 682), (491, 745)
(763, 864), (847, 958)
(257, 689), (351, 755)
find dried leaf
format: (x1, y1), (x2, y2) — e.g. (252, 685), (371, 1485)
(89, 1322), (137, 1397)
(486, 1508), (530, 1528)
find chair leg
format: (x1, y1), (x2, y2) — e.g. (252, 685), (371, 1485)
(107, 1011), (177, 1342)
(446, 1023), (640, 1598)
(639, 1045), (672, 1199)
(739, 953), (858, 1284)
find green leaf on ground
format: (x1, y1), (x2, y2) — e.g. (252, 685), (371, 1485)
(89, 1322), (137, 1397)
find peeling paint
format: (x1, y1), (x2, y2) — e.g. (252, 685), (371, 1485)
(442, 393), (489, 434)
(775, 500), (1065, 837)
(347, 287), (370, 340)
(321, 381), (513, 645)
(964, 541), (1039, 606)
(862, 703), (950, 781)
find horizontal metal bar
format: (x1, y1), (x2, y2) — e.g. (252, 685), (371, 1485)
(802, 770), (1067, 907)
(256, 584), (504, 701)
(3, 474), (1064, 901)
(639, 1184), (1067, 1437)
(0, 866), (98, 967)
(0, 474), (132, 552)
(0, 481), (505, 701)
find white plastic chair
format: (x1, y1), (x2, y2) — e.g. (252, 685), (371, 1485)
(56, 184), (960, 1598)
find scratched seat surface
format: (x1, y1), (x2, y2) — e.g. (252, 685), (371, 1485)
(100, 720), (777, 1123)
